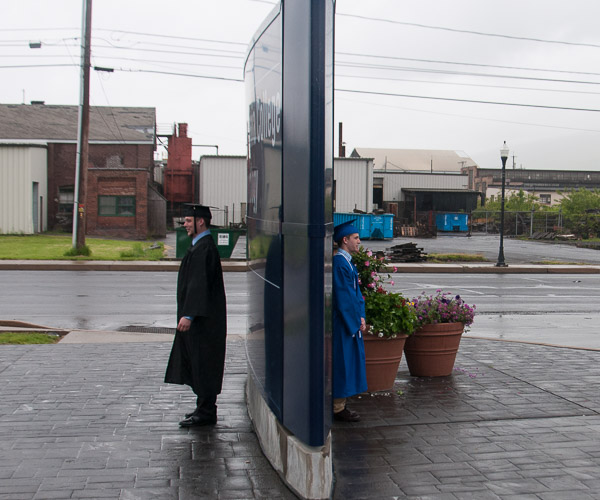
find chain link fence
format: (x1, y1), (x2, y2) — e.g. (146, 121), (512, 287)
(472, 210), (564, 236)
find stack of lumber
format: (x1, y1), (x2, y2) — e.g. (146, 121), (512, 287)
(399, 225), (417, 237)
(386, 242), (427, 262)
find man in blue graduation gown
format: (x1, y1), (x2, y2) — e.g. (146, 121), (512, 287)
(164, 204), (227, 427)
(332, 220), (368, 422)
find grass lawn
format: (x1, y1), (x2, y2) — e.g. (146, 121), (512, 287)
(0, 234), (165, 260)
(427, 253), (488, 263)
(0, 332), (61, 344)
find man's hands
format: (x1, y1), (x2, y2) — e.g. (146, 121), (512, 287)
(177, 317), (192, 332)
(360, 317), (367, 333)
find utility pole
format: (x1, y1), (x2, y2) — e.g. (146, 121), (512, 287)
(73, 0), (92, 249)
(338, 122), (345, 157)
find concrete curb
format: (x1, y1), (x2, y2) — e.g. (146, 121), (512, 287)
(0, 259), (248, 272)
(0, 322), (246, 344)
(2, 259), (600, 273)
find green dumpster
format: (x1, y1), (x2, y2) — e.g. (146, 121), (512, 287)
(175, 226), (191, 258)
(175, 226), (243, 259)
(210, 228), (243, 259)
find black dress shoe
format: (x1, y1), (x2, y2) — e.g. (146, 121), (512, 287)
(185, 409), (199, 418)
(179, 415), (217, 427)
(333, 408), (360, 422)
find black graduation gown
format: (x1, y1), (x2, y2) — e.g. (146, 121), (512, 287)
(164, 234), (227, 397)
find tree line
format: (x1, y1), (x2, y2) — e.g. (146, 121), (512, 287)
(473, 188), (600, 239)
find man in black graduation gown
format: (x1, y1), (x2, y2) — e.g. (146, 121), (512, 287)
(164, 204), (227, 427)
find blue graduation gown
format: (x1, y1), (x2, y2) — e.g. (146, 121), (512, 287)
(332, 251), (368, 398)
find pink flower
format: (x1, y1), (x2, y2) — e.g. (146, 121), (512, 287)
(393, 266), (398, 273)
(390, 280), (395, 286)
(366, 250), (372, 257)
(364, 261), (370, 267)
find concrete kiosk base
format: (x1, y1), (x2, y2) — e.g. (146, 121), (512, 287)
(246, 375), (332, 500)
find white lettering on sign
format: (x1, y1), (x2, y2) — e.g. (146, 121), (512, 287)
(257, 90), (281, 147)
(218, 233), (229, 246)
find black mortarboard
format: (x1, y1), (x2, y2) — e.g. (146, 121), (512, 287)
(183, 204), (212, 220)
(333, 219), (358, 242)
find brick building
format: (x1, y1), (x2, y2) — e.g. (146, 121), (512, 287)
(0, 103), (166, 238)
(462, 165), (600, 206)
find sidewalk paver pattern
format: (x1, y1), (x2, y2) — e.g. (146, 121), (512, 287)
(334, 339), (600, 499)
(0, 339), (295, 500)
(2, 336), (600, 498)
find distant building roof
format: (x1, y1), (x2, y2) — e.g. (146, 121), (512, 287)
(0, 103), (156, 143)
(350, 147), (477, 172)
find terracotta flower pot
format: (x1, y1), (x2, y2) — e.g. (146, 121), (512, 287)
(363, 333), (408, 392)
(403, 322), (464, 377)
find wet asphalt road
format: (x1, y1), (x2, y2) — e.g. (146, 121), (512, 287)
(2, 233), (600, 347)
(365, 233), (600, 265)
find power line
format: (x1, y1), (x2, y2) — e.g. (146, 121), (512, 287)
(336, 95), (600, 133)
(3, 62), (598, 112)
(91, 55), (240, 70)
(336, 61), (600, 87)
(336, 88), (600, 113)
(93, 36), (245, 55)
(0, 27), (77, 32)
(336, 12), (600, 49)
(111, 67), (243, 82)
(0, 27), (249, 47)
(336, 51), (600, 78)
(91, 42), (245, 59)
(0, 63), (77, 69)
(335, 72), (600, 97)
(95, 28), (248, 47)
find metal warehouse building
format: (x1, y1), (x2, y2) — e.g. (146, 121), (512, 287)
(0, 145), (48, 234)
(197, 155), (376, 224)
(196, 153), (478, 227)
(198, 155), (248, 227)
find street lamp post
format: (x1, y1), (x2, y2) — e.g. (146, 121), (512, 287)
(496, 141), (509, 267)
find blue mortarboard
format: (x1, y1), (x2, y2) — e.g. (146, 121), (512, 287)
(333, 219), (358, 242)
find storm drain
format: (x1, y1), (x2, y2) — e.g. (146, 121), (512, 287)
(119, 326), (176, 334)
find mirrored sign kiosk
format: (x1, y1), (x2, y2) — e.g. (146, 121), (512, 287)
(244, 1), (334, 498)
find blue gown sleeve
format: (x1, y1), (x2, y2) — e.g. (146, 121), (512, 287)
(333, 256), (363, 337)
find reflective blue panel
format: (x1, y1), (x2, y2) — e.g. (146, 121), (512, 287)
(281, 0), (334, 447)
(245, 8), (283, 419)
(245, 0), (334, 447)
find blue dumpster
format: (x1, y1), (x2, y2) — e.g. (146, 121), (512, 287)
(435, 213), (469, 232)
(370, 214), (394, 239)
(333, 213), (371, 239)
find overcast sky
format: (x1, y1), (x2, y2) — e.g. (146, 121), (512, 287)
(3, 0), (600, 170)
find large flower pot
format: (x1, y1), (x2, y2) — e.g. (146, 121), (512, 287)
(363, 334), (408, 392)
(403, 322), (464, 377)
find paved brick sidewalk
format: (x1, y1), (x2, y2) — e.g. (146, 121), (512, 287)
(0, 338), (296, 500)
(3, 335), (600, 499)
(333, 339), (600, 499)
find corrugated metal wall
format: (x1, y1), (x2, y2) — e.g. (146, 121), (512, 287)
(192, 157), (472, 227)
(198, 156), (247, 226)
(333, 158), (373, 213)
(0, 146), (48, 234)
(379, 172), (468, 201)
